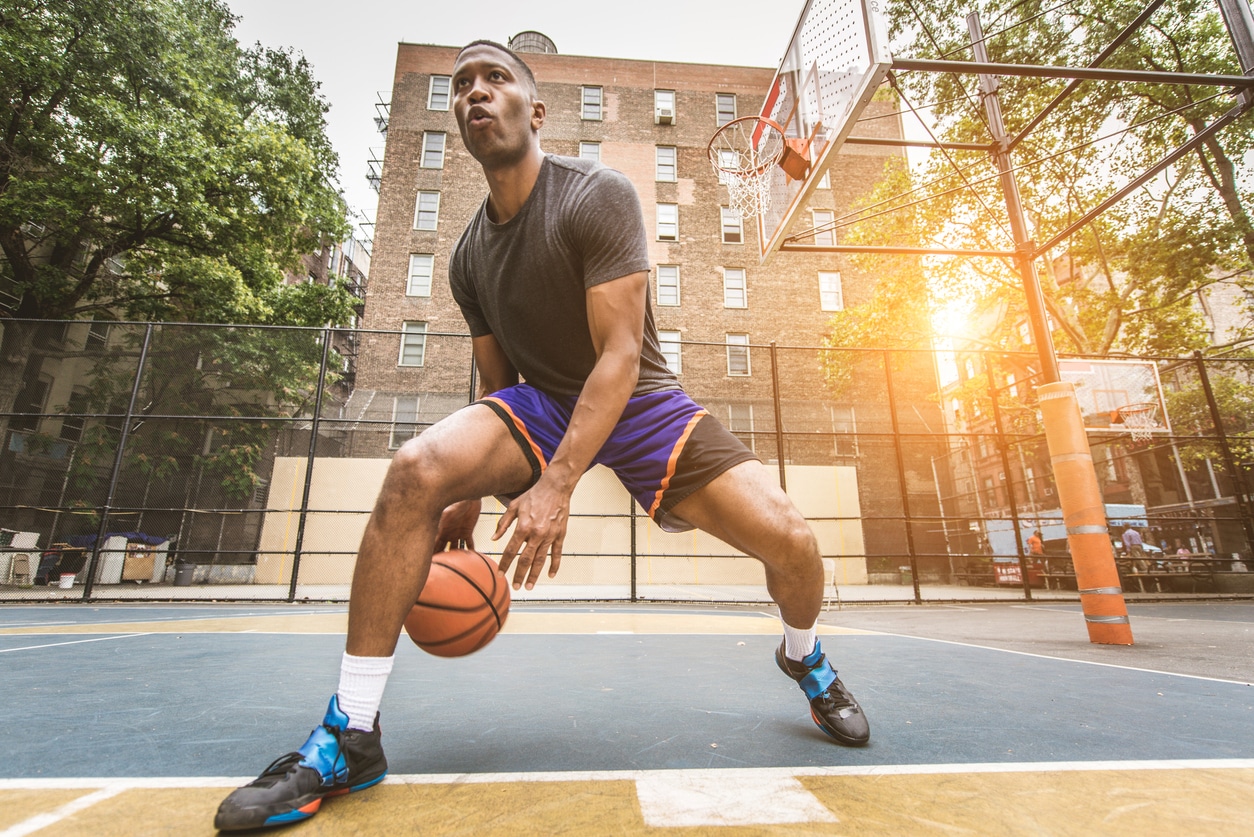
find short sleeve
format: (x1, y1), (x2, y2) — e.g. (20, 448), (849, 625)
(570, 168), (652, 288)
(449, 234), (492, 337)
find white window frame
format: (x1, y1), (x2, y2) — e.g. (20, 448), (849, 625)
(656, 265), (680, 306)
(717, 149), (736, 185)
(830, 404), (857, 457)
(428, 76), (451, 110)
(655, 145), (677, 181)
(421, 132), (446, 169)
(726, 333), (750, 376)
(811, 209), (835, 246)
(581, 86), (603, 120)
(723, 268), (747, 308)
(398, 321), (427, 367)
(817, 170), (831, 189)
(414, 191), (440, 231)
(656, 203), (678, 241)
(389, 395), (420, 449)
(658, 330), (682, 374)
(579, 141), (601, 162)
(715, 93), (737, 127)
(727, 402), (755, 451)
(407, 254), (434, 297)
(819, 271), (843, 312)
(721, 207), (743, 244)
(655, 89), (676, 123)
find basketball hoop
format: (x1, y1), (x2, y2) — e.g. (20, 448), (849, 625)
(708, 116), (794, 219)
(1112, 402), (1158, 443)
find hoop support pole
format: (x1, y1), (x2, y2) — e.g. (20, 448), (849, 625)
(1038, 383), (1134, 645)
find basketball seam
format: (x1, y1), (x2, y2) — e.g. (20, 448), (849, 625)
(435, 552), (505, 629)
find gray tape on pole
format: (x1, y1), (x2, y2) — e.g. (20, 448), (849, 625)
(1068, 525), (1108, 535)
(1053, 452), (1094, 464)
(1080, 586), (1124, 595)
(1084, 614), (1131, 624)
(1037, 390), (1074, 402)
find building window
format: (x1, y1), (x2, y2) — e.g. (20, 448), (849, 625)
(819, 271), (843, 311)
(428, 75), (451, 110)
(398, 321), (427, 367)
(658, 330), (682, 374)
(421, 132), (446, 168)
(716, 93), (737, 126)
(727, 402), (755, 450)
(86, 321), (110, 352)
(657, 203), (678, 241)
(582, 86), (603, 120)
(390, 395), (419, 449)
(656, 145), (677, 181)
(726, 334), (750, 376)
(579, 141), (600, 162)
(655, 89), (675, 123)
(10, 377), (50, 433)
(407, 254), (434, 297)
(723, 268), (747, 308)
(656, 265), (680, 306)
(716, 149), (736, 185)
(59, 390), (89, 443)
(817, 170), (831, 189)
(414, 191), (440, 230)
(830, 404), (857, 457)
(812, 209), (835, 246)
(721, 207), (743, 244)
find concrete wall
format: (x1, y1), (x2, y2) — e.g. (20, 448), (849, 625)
(257, 456), (865, 586)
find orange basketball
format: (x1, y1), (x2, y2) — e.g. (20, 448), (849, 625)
(404, 549), (510, 657)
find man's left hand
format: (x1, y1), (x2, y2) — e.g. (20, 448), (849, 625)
(493, 474), (571, 590)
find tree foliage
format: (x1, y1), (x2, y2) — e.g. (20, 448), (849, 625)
(0, 0), (352, 325)
(831, 0), (1253, 355)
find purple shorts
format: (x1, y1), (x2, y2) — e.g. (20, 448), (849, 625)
(478, 384), (758, 532)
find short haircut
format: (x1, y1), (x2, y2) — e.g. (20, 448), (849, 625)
(455, 40), (538, 98)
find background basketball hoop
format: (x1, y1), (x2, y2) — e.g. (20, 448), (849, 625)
(707, 116), (793, 220)
(1112, 402), (1159, 444)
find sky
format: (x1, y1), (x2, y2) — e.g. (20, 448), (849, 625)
(225, 0), (805, 232)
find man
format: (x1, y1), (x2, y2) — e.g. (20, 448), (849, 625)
(1122, 525), (1148, 572)
(214, 40), (869, 832)
(1026, 530), (1044, 557)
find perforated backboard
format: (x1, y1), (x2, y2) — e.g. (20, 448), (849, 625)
(1057, 359), (1171, 434)
(757, 0), (892, 262)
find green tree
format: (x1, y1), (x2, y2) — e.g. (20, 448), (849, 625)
(0, 0), (354, 436)
(840, 0), (1251, 354)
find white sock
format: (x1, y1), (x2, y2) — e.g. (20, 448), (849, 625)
(781, 617), (817, 661)
(336, 652), (394, 732)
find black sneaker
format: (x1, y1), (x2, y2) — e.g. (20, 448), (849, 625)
(775, 640), (870, 747)
(214, 695), (388, 831)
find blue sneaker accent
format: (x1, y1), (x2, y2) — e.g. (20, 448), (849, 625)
(297, 696), (352, 786)
(776, 639), (870, 747)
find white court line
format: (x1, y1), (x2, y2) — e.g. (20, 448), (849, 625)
(873, 630), (1254, 686)
(0, 786), (127, 837)
(0, 633), (153, 654)
(4, 759), (1253, 792)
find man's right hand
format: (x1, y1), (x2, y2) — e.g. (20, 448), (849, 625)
(434, 498), (482, 552)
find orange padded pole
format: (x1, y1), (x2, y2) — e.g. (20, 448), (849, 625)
(1037, 382), (1134, 645)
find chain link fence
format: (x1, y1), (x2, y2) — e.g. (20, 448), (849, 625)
(2, 319), (1251, 603)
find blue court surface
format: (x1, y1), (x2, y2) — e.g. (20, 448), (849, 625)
(2, 601), (1252, 835)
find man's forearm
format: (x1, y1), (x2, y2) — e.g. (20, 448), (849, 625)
(543, 350), (639, 491)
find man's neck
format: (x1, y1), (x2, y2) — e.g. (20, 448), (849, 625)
(484, 146), (546, 224)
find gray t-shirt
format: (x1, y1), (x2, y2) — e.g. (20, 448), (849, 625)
(449, 155), (679, 398)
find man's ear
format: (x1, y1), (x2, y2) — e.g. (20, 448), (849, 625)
(531, 99), (546, 131)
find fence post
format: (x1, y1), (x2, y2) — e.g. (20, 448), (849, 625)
(1194, 350), (1254, 554)
(882, 350), (922, 604)
(984, 354), (1033, 600)
(630, 497), (638, 603)
(83, 323), (153, 599)
(287, 328), (332, 602)
(769, 342), (787, 491)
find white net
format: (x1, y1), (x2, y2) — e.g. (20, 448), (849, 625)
(708, 117), (785, 219)
(1118, 403), (1158, 443)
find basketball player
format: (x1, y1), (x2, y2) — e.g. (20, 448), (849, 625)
(214, 40), (869, 831)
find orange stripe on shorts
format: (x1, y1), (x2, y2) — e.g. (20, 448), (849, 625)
(484, 396), (547, 472)
(648, 409), (708, 518)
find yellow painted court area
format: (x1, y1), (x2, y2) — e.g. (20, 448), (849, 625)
(0, 610), (876, 637)
(12, 768), (1254, 836)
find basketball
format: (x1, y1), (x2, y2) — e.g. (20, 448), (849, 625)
(403, 549), (510, 657)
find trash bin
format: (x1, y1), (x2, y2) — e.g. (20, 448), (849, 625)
(899, 566), (913, 585)
(174, 562), (195, 586)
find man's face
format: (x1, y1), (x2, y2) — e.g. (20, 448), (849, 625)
(452, 45), (544, 168)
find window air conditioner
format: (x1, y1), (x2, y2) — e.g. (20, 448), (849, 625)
(656, 108), (674, 124)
